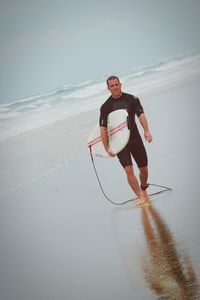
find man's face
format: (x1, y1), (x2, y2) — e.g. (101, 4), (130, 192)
(107, 79), (122, 98)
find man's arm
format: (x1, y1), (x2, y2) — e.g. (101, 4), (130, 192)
(138, 113), (153, 143)
(100, 126), (116, 157)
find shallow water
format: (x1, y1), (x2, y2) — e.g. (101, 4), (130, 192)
(1, 144), (199, 299)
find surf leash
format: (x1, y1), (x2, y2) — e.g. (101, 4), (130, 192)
(89, 146), (172, 206)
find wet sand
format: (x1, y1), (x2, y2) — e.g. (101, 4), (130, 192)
(0, 80), (200, 299)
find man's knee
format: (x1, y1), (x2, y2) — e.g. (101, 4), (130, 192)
(139, 166), (148, 173)
(124, 165), (134, 177)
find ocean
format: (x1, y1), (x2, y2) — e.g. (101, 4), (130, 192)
(0, 50), (200, 141)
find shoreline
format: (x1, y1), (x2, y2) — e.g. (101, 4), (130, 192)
(1, 78), (200, 196)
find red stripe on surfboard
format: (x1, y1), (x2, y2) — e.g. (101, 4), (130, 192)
(87, 121), (128, 147)
(88, 121), (128, 147)
(109, 121), (127, 135)
(88, 120), (127, 144)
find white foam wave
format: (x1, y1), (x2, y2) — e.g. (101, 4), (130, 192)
(0, 50), (200, 141)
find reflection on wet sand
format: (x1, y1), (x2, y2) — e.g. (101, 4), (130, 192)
(140, 203), (200, 299)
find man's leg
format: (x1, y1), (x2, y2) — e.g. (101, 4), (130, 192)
(139, 166), (148, 188)
(124, 165), (143, 201)
(130, 138), (149, 200)
(117, 144), (145, 203)
(139, 166), (149, 200)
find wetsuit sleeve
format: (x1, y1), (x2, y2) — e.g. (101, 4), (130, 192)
(99, 105), (108, 127)
(134, 96), (144, 117)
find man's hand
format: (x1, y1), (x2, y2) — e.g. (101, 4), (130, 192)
(139, 114), (153, 143)
(144, 131), (153, 143)
(107, 148), (116, 157)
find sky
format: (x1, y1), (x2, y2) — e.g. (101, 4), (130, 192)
(0, 0), (200, 103)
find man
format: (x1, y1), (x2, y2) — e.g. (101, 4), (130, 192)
(99, 76), (153, 204)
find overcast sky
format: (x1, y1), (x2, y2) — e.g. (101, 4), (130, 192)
(0, 0), (200, 102)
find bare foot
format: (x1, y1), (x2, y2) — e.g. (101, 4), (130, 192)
(136, 197), (151, 208)
(144, 199), (151, 207)
(136, 197), (145, 206)
(142, 190), (150, 201)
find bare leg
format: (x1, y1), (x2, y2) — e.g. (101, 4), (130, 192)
(139, 166), (148, 187)
(139, 166), (149, 200)
(124, 165), (143, 202)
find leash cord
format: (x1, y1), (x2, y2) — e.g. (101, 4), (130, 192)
(89, 147), (172, 206)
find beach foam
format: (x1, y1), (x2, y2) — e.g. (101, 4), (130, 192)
(0, 50), (200, 141)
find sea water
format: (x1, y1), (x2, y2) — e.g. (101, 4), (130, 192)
(0, 50), (200, 142)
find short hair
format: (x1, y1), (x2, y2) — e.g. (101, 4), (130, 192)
(106, 75), (120, 86)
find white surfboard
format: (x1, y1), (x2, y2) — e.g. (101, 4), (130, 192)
(87, 109), (130, 157)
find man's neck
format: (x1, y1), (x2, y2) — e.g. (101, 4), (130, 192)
(111, 92), (123, 99)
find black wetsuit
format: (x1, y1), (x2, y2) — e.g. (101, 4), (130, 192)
(99, 92), (148, 168)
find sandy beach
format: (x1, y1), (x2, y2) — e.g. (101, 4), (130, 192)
(0, 79), (200, 299)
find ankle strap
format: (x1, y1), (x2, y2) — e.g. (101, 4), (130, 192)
(141, 183), (149, 191)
